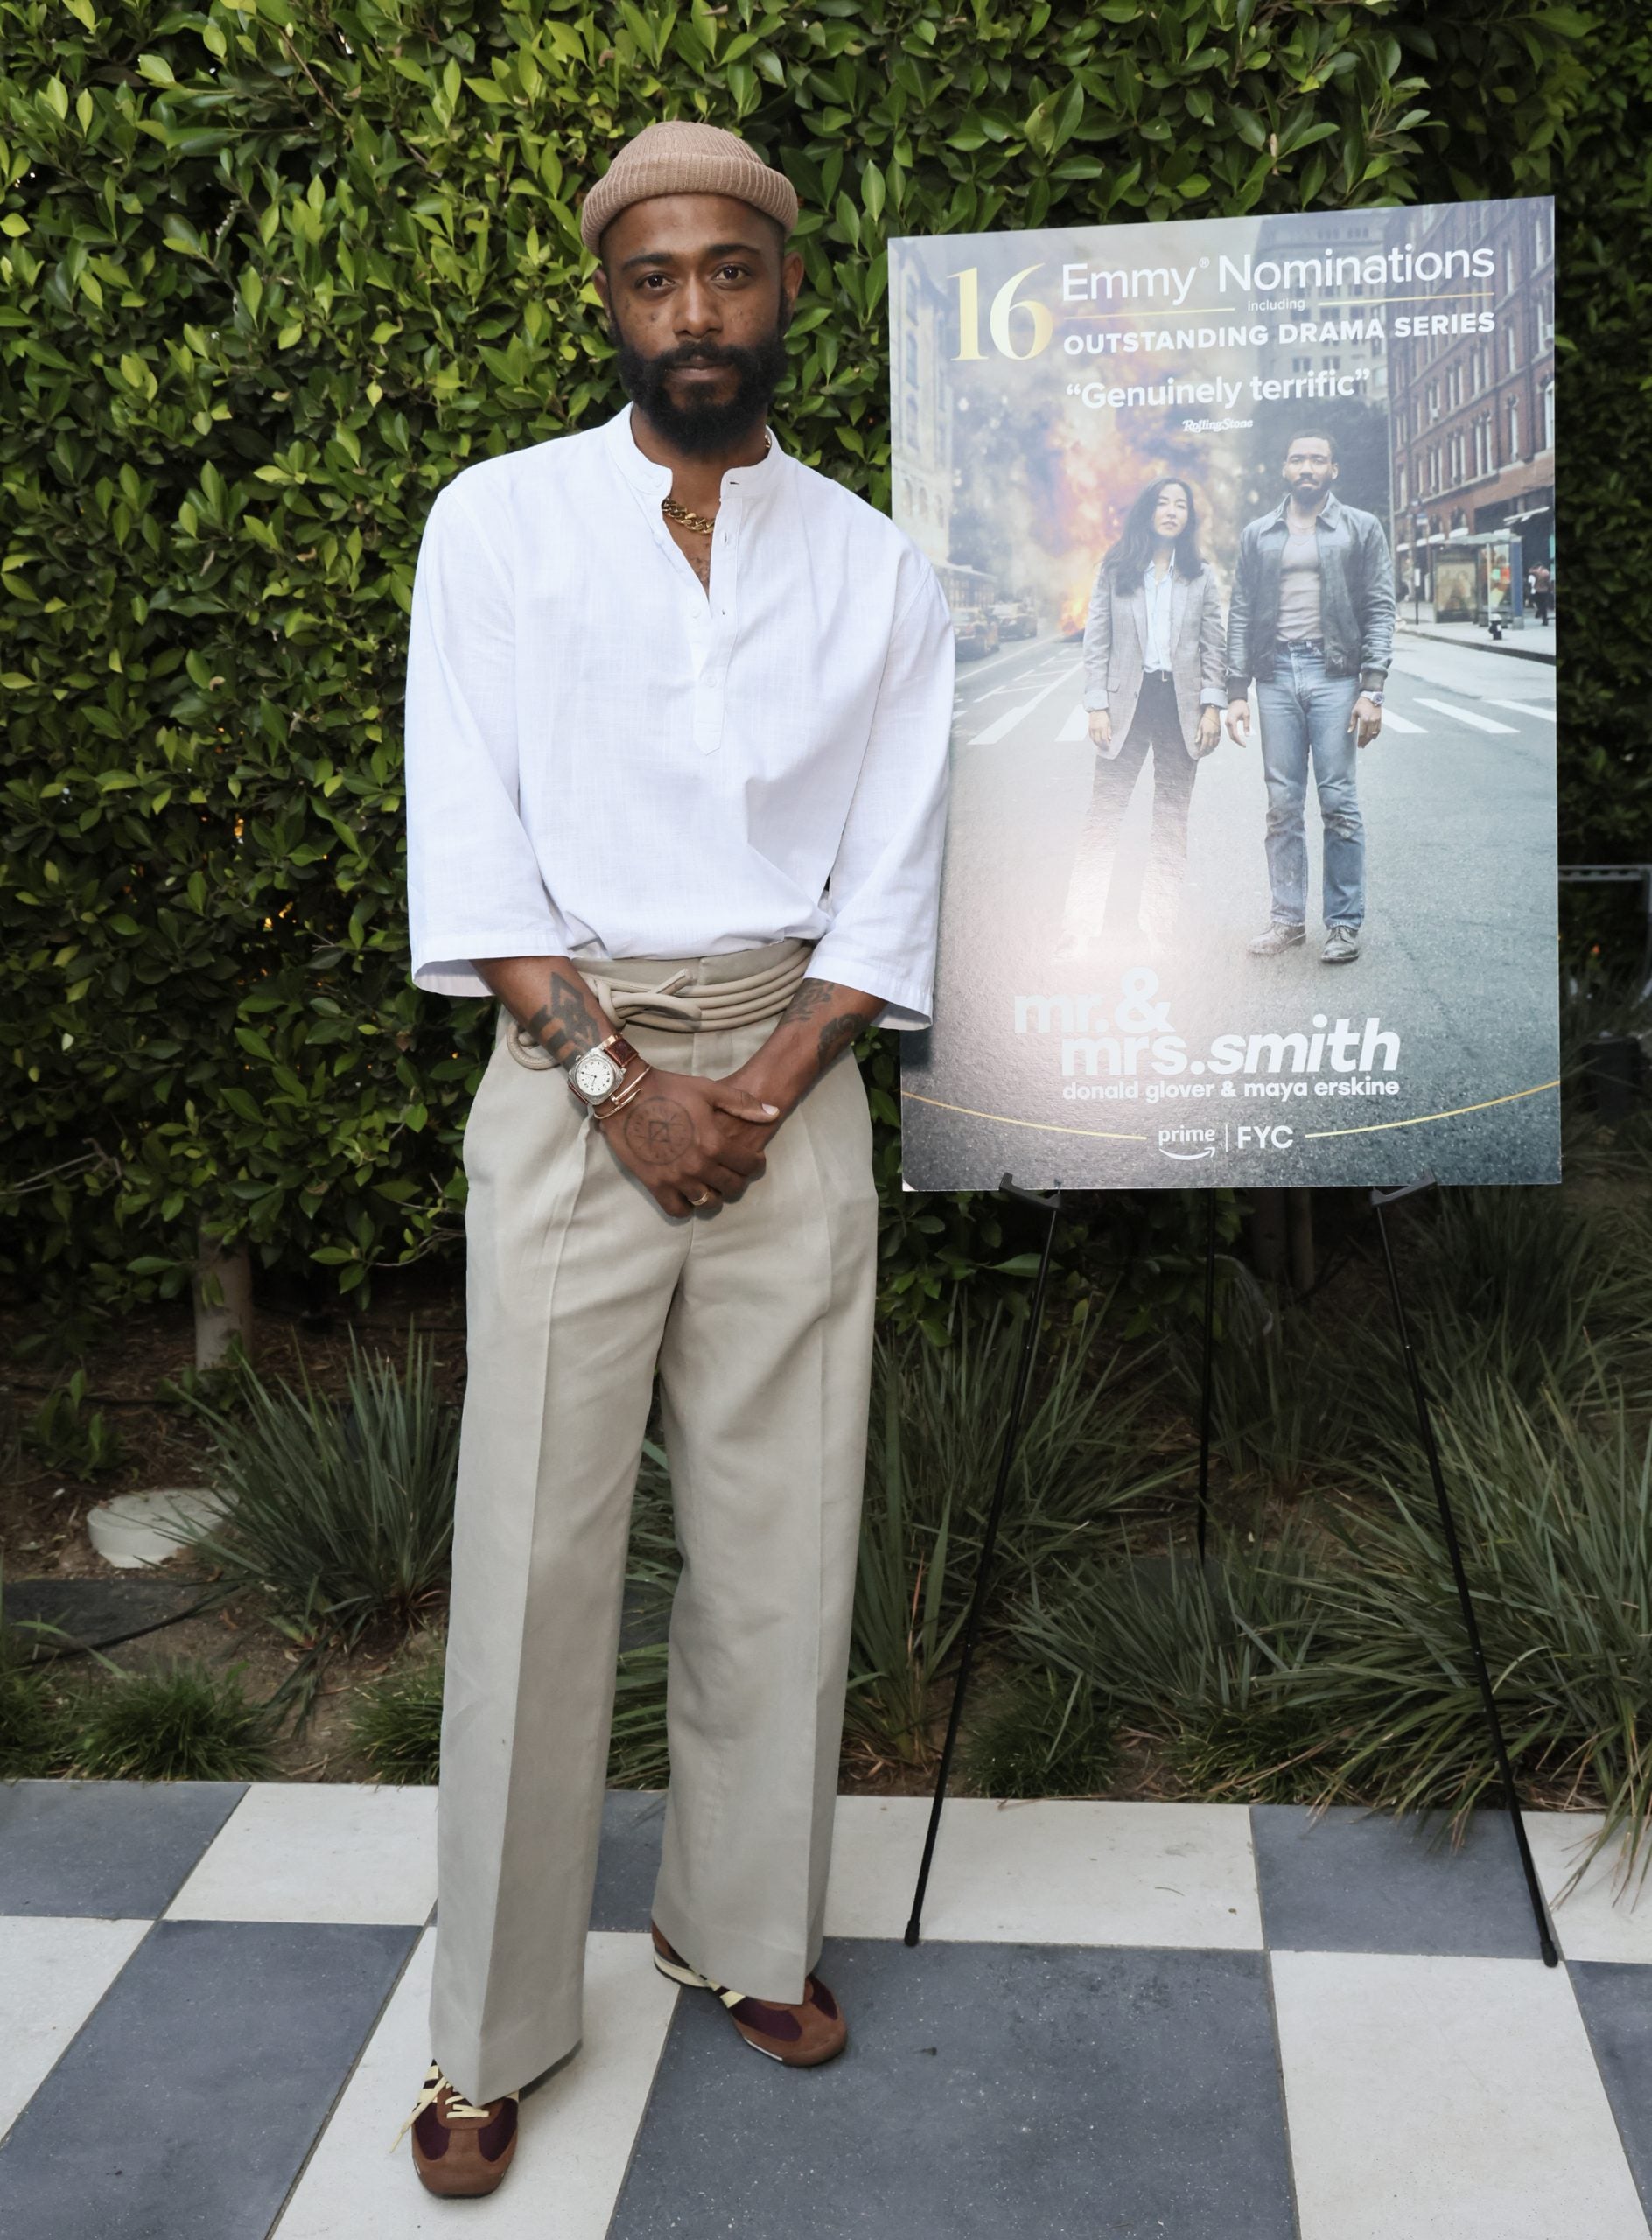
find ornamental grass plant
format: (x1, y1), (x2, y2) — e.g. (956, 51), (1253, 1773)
(1306, 1370), (1652, 1884)
(185, 1330), (460, 1648)
(845, 1297), (1169, 1771)
(1009, 1520), (1348, 1807)
(60, 1660), (280, 1782)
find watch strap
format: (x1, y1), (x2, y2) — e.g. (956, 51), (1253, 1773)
(562, 1029), (640, 1084)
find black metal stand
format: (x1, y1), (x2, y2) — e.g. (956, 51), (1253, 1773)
(902, 1172), (1558, 1972)
(1372, 1178), (1558, 1968)
(905, 1173), (1062, 1947)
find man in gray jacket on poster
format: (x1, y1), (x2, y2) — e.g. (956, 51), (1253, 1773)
(1224, 430), (1395, 965)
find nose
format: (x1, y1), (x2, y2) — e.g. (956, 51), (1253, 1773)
(675, 275), (722, 337)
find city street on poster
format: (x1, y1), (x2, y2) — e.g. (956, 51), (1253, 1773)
(892, 198), (1558, 1190)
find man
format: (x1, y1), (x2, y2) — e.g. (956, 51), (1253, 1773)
(1532, 560), (1553, 625)
(1224, 430), (1395, 965)
(396, 120), (953, 2198)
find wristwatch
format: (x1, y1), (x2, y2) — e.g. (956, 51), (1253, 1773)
(1364, 689), (1385, 704)
(564, 1031), (640, 1108)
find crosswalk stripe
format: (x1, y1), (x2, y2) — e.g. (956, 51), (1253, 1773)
(970, 665), (1078, 745)
(1488, 698), (1557, 721)
(1056, 701), (1089, 742)
(1414, 696), (1517, 735)
(1376, 707), (1425, 734)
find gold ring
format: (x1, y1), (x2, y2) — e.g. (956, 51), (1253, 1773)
(690, 1189), (714, 1208)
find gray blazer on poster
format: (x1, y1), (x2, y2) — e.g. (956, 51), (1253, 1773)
(1082, 559), (1227, 752)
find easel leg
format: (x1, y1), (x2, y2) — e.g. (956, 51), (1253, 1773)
(1372, 1186), (1559, 1967)
(1197, 1193), (1216, 1565)
(905, 1177), (1062, 1947)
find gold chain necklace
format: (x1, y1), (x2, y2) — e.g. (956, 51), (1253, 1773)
(661, 494), (717, 536)
(661, 434), (772, 539)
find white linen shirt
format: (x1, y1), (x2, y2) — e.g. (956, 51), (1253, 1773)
(1142, 561), (1175, 671)
(403, 403), (955, 1029)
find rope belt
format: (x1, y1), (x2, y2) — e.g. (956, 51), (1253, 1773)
(503, 935), (814, 1071)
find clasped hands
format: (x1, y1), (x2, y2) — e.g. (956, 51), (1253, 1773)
(596, 1058), (785, 1220)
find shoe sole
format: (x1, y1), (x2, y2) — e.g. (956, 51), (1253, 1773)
(1321, 951), (1360, 963)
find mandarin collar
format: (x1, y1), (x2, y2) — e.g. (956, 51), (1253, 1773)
(602, 402), (784, 505)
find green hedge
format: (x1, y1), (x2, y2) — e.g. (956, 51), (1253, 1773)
(0, 2), (1612, 1313)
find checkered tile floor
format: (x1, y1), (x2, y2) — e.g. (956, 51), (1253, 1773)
(3, 1782), (1650, 2237)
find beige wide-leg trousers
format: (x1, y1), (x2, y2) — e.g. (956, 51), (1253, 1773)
(429, 944), (879, 2106)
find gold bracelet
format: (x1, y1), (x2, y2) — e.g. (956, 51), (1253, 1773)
(591, 1062), (653, 1123)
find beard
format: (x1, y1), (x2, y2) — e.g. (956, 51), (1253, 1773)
(614, 316), (789, 458)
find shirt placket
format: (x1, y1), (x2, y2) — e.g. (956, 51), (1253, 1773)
(693, 486), (742, 754)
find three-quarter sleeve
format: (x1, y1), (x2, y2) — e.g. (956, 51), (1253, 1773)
(403, 479), (570, 997)
(806, 554), (955, 1031)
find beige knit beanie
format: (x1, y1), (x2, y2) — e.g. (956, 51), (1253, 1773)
(579, 121), (799, 254)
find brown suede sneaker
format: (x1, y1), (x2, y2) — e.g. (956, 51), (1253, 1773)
(650, 1920), (847, 2066)
(394, 2059), (520, 2196)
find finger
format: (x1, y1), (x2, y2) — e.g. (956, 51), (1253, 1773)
(695, 1156), (750, 1197)
(711, 1088), (780, 1124)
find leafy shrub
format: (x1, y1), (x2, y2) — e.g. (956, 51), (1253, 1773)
(186, 1332), (459, 1646)
(24, 1368), (126, 1478)
(0, 0), (1592, 1319)
(61, 1659), (278, 1782)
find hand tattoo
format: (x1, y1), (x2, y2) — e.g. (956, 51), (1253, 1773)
(522, 968), (608, 1066)
(621, 1095), (696, 1168)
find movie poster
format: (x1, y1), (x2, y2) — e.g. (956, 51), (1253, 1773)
(892, 199), (1559, 1189)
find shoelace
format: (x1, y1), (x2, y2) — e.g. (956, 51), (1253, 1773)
(389, 2060), (514, 2153)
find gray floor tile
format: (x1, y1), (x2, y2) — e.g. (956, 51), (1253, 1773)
(608, 1937), (1298, 2240)
(0, 1918), (416, 2239)
(1570, 1960), (1652, 2219)
(0, 1780), (246, 1918)
(591, 1788), (667, 1930)
(1251, 1802), (1545, 1957)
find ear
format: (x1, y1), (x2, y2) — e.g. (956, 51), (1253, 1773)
(780, 246), (805, 318)
(592, 262), (611, 314)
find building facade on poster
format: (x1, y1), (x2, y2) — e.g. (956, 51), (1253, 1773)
(1388, 201), (1557, 597)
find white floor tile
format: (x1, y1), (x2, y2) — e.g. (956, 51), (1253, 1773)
(1528, 1812), (1652, 1964)
(273, 1929), (676, 2239)
(164, 1783), (437, 1925)
(823, 1795), (1263, 1949)
(1273, 1950), (1648, 2240)
(0, 1916), (150, 2138)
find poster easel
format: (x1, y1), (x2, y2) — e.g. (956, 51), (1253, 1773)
(905, 1175), (1559, 1969)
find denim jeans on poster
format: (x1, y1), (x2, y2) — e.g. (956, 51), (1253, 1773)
(1255, 642), (1365, 930)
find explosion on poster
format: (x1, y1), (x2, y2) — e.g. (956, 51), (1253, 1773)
(892, 200), (1559, 1189)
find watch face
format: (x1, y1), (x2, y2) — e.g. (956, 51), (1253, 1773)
(572, 1047), (621, 1102)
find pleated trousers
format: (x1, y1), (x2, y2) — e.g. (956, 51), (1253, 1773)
(429, 958), (878, 2106)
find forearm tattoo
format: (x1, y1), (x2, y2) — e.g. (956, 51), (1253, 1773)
(815, 1012), (866, 1071)
(776, 978), (866, 1075)
(522, 968), (609, 1065)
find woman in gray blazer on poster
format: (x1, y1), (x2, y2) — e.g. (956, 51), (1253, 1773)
(1055, 477), (1226, 960)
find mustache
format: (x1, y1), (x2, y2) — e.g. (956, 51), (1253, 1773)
(653, 341), (747, 372)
